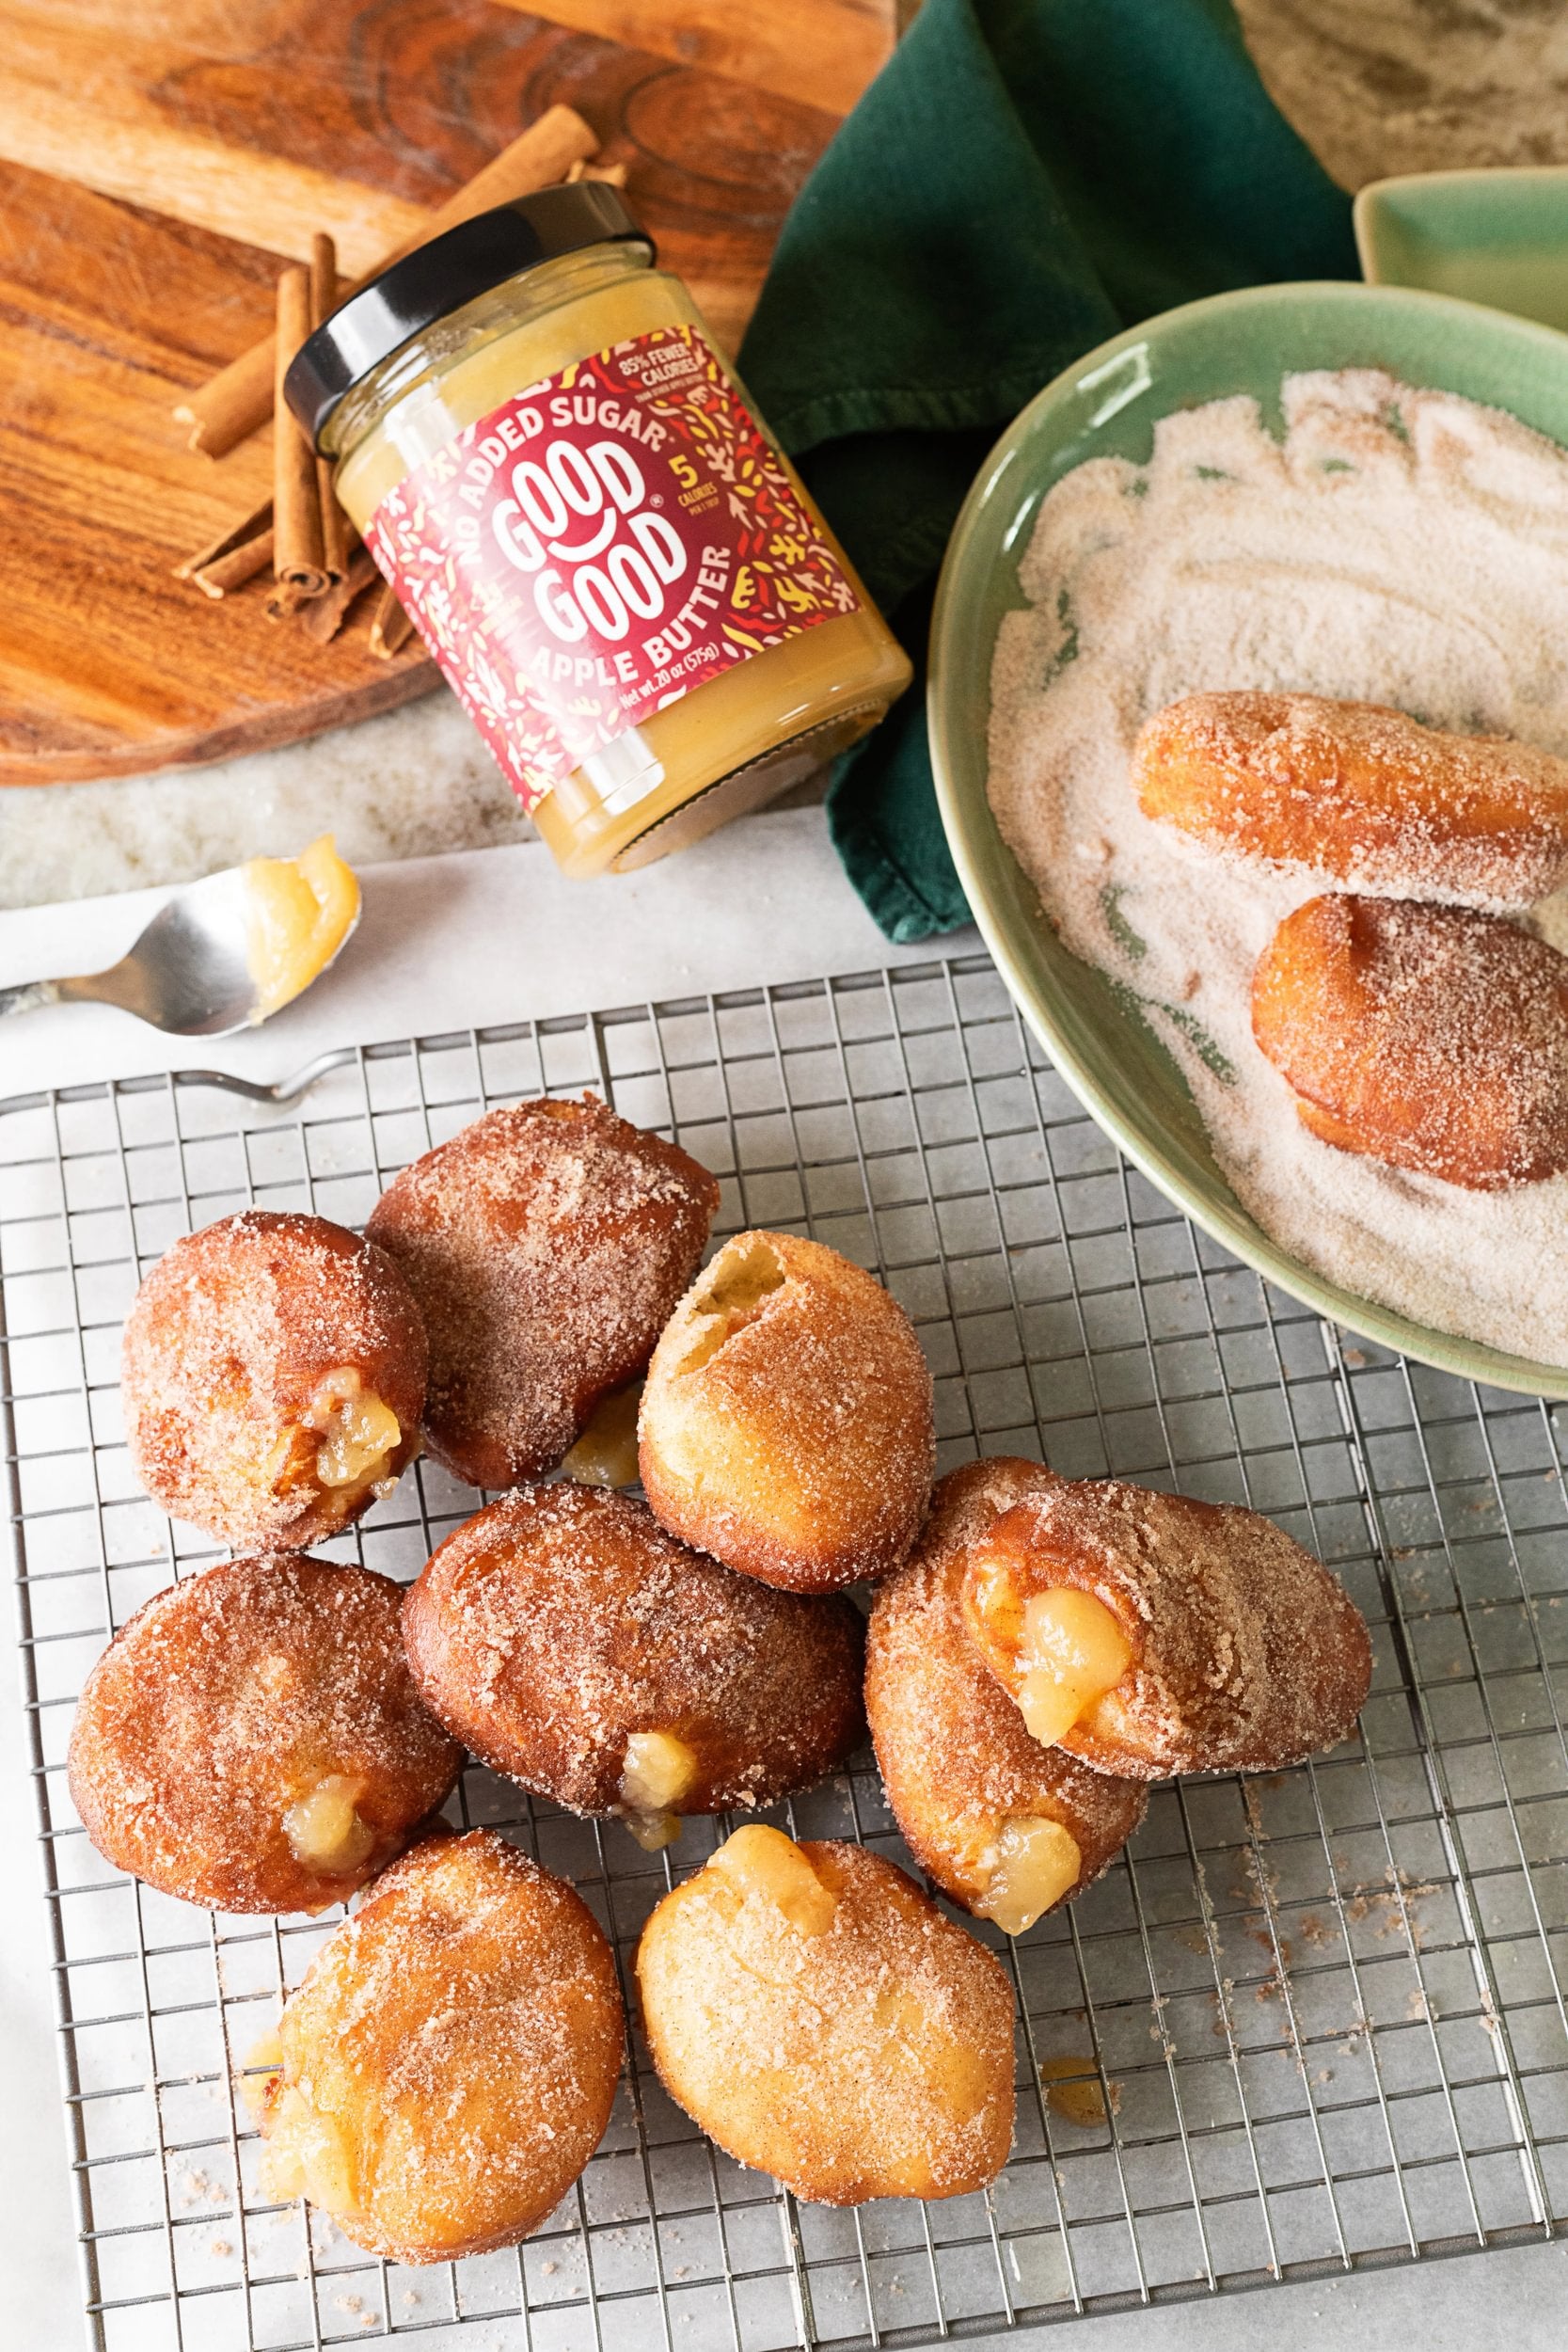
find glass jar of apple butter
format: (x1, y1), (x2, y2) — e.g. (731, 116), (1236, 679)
(285, 185), (911, 878)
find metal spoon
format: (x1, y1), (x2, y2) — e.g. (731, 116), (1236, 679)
(0, 863), (358, 1038)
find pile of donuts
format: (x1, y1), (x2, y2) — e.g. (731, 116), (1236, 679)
(68, 1092), (1371, 2264)
(1135, 690), (1568, 1189)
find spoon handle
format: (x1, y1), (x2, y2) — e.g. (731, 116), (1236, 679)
(168, 1048), (358, 1105)
(0, 977), (67, 1018)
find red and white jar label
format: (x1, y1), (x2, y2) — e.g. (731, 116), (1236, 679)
(363, 325), (861, 811)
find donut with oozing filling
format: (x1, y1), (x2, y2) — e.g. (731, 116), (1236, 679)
(960, 1477), (1372, 1779)
(403, 1483), (864, 1850)
(867, 1459), (1146, 1933)
(250, 1831), (624, 2262)
(636, 1828), (1014, 2204)
(68, 1555), (461, 1913)
(121, 1210), (426, 1548)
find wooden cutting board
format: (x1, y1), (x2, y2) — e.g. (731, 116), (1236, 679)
(0, 0), (894, 785)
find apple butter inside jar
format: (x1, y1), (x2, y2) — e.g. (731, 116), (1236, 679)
(285, 185), (911, 878)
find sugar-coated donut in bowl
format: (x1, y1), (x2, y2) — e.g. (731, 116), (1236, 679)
(1252, 894), (1568, 1191)
(365, 1095), (719, 1489)
(866, 1460), (1146, 1934)
(68, 1556), (462, 1915)
(250, 1830), (624, 2263)
(403, 1484), (864, 1849)
(1134, 691), (1568, 910)
(637, 1230), (935, 1591)
(636, 1827), (1014, 2204)
(121, 1209), (426, 1548)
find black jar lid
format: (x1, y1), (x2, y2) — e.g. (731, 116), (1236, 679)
(283, 183), (654, 448)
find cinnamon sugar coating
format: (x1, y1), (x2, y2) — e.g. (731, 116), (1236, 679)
(636, 1835), (1015, 2204)
(961, 1482), (1372, 1779)
(67, 1557), (461, 1914)
(404, 1484), (864, 1821)
(638, 1230), (935, 1592)
(121, 1211), (427, 1548)
(1135, 691), (1568, 908)
(866, 1461), (1145, 1919)
(365, 1096), (719, 1489)
(1252, 895), (1568, 1191)
(253, 1831), (624, 2263)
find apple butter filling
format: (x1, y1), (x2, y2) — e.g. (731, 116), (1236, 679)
(971, 1555), (1133, 1747)
(707, 1824), (838, 1936)
(974, 1815), (1082, 1936)
(282, 1773), (377, 1875)
(617, 1729), (698, 1851)
(257, 2079), (357, 2216)
(244, 834), (360, 1021)
(304, 1369), (403, 1498)
(561, 1381), (643, 1488)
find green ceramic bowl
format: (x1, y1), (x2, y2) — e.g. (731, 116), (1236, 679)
(1355, 167), (1568, 337)
(928, 278), (1568, 1399)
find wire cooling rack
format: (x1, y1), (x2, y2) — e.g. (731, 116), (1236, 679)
(5, 950), (1568, 2352)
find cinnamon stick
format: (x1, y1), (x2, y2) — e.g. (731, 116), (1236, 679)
(399, 103), (598, 246)
(298, 545), (378, 644)
(173, 105), (599, 457)
(176, 340), (275, 464)
(271, 265), (327, 610)
(193, 530), (275, 598)
(172, 498), (273, 581)
(309, 230), (352, 583)
(367, 581), (415, 660)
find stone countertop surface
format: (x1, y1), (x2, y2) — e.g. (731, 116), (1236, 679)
(6, 0), (1568, 911)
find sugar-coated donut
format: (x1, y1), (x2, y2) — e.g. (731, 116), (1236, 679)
(1251, 894), (1568, 1191)
(1134, 691), (1568, 908)
(638, 1230), (935, 1592)
(68, 1557), (461, 1914)
(636, 1828), (1015, 2204)
(252, 1830), (624, 2263)
(121, 1210), (426, 1548)
(866, 1461), (1146, 1934)
(365, 1096), (719, 1489)
(403, 1484), (863, 1849)
(960, 1479), (1372, 1779)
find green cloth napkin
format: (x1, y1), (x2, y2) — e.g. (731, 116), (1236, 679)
(736, 0), (1358, 941)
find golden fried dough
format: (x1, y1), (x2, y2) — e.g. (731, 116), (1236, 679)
(403, 1484), (864, 1848)
(1134, 691), (1568, 907)
(68, 1556), (461, 1914)
(252, 1831), (624, 2263)
(1252, 894), (1568, 1190)
(636, 1829), (1015, 2203)
(866, 1461), (1145, 1934)
(638, 1230), (934, 1591)
(365, 1095), (718, 1489)
(121, 1211), (426, 1548)
(961, 1479), (1371, 1779)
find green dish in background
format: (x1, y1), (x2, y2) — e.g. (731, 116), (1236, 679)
(927, 278), (1568, 1401)
(1355, 167), (1568, 335)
